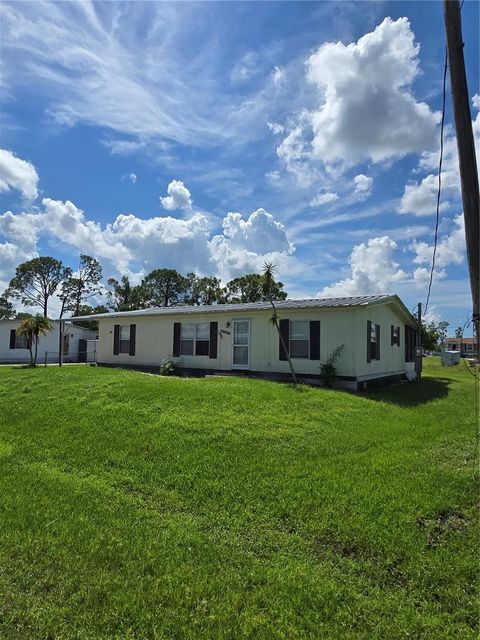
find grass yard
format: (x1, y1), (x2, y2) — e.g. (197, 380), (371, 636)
(0, 359), (478, 639)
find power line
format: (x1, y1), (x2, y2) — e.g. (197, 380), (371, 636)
(424, 47), (448, 316)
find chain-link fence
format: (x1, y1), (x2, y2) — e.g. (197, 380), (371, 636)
(0, 347), (97, 366)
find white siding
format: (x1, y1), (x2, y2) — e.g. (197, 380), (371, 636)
(354, 303), (409, 381)
(98, 307), (362, 377)
(96, 301), (414, 383)
(0, 320), (96, 363)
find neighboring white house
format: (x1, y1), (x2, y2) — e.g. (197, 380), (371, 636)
(70, 295), (417, 390)
(445, 337), (478, 357)
(0, 320), (97, 364)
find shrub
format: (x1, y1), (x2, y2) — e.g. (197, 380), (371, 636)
(159, 358), (179, 376)
(320, 344), (345, 387)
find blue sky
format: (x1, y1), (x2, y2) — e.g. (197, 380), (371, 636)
(0, 0), (478, 332)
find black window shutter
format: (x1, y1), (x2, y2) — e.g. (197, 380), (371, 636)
(309, 320), (320, 360)
(113, 325), (120, 355)
(209, 321), (218, 359)
(390, 325), (394, 346)
(367, 320), (371, 363)
(129, 324), (136, 356)
(279, 319), (289, 361)
(396, 326), (400, 346)
(375, 324), (381, 360)
(9, 329), (16, 349)
(173, 322), (181, 357)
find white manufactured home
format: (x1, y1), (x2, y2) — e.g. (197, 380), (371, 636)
(0, 320), (97, 364)
(71, 295), (417, 390)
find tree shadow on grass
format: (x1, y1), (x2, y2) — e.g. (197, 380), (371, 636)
(364, 377), (452, 407)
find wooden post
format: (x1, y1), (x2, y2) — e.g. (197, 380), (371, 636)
(44, 350), (47, 368)
(444, 0), (480, 339)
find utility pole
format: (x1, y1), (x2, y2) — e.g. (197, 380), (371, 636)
(444, 0), (480, 342)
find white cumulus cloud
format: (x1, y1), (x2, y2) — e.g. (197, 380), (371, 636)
(42, 198), (133, 271)
(0, 195), (295, 295)
(111, 211), (211, 275)
(160, 179), (193, 211)
(278, 18), (439, 179)
(219, 208), (293, 255)
(319, 236), (407, 297)
(0, 210), (40, 292)
(399, 173), (448, 216)
(411, 214), (465, 269)
(0, 148), (39, 200)
(412, 267), (447, 287)
(209, 208), (294, 281)
(399, 99), (480, 216)
(353, 174), (373, 199)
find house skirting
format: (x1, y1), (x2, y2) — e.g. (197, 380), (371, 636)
(98, 362), (406, 391)
(356, 373), (404, 391)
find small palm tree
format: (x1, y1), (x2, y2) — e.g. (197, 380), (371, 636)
(262, 263), (297, 387)
(16, 315), (54, 366)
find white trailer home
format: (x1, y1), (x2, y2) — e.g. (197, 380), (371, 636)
(0, 320), (97, 364)
(70, 295), (417, 390)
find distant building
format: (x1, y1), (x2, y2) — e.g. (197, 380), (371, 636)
(0, 320), (97, 364)
(445, 337), (478, 357)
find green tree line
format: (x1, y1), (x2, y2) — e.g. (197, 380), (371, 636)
(0, 255), (288, 320)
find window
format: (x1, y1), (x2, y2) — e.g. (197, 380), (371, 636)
(290, 320), (309, 358)
(180, 322), (210, 356)
(113, 324), (136, 356)
(195, 323), (210, 356)
(180, 323), (194, 355)
(119, 325), (130, 353)
(279, 319), (320, 361)
(391, 325), (400, 346)
(15, 334), (29, 349)
(368, 321), (380, 361)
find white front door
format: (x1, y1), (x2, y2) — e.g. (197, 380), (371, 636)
(232, 319), (250, 369)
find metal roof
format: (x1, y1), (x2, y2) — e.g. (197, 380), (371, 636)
(0, 318), (93, 329)
(68, 294), (411, 321)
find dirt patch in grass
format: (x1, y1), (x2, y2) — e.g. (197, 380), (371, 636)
(416, 509), (469, 548)
(312, 530), (375, 561)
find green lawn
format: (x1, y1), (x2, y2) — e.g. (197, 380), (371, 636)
(0, 359), (477, 639)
